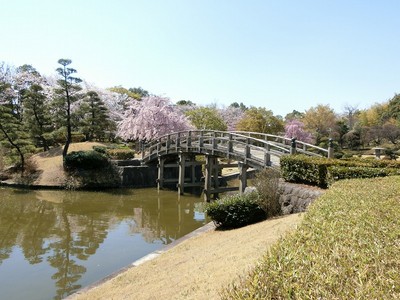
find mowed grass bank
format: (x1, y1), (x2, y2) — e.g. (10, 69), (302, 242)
(223, 176), (400, 299)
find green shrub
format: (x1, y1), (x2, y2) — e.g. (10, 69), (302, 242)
(205, 193), (266, 229)
(281, 155), (400, 187)
(93, 146), (108, 154)
(328, 166), (392, 181)
(71, 132), (85, 143)
(106, 148), (136, 160)
(280, 155), (332, 188)
(64, 150), (109, 170)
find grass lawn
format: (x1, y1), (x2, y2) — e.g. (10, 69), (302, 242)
(223, 176), (400, 299)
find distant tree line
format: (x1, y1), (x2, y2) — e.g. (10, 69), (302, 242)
(1, 59), (400, 171)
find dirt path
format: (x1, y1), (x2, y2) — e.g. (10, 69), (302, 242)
(68, 213), (303, 300)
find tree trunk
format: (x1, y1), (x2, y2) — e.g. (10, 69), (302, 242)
(0, 124), (25, 173)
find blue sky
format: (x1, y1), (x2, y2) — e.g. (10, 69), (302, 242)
(1, 0), (399, 116)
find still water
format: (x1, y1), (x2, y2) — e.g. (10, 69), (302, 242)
(0, 187), (208, 300)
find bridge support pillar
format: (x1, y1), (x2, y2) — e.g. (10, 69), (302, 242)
(204, 155), (218, 202)
(157, 156), (164, 190)
(238, 162), (248, 194)
(178, 152), (186, 195)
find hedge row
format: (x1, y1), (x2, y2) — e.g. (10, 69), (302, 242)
(93, 146), (136, 160)
(281, 155), (400, 188)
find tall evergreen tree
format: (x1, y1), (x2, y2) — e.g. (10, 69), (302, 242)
(0, 78), (30, 171)
(23, 84), (52, 151)
(53, 59), (82, 161)
(78, 91), (112, 141)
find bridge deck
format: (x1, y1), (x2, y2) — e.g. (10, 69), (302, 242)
(141, 130), (329, 169)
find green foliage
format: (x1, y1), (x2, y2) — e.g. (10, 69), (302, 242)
(281, 155), (400, 188)
(106, 148), (136, 160)
(64, 150), (109, 170)
(185, 106), (227, 131)
(222, 176), (400, 299)
(92, 146), (107, 154)
(22, 84), (52, 151)
(0, 92), (33, 171)
(303, 104), (337, 144)
(236, 107), (283, 134)
(71, 132), (86, 143)
(108, 85), (149, 100)
(53, 58), (83, 159)
(328, 166), (399, 181)
(205, 193), (266, 229)
(77, 91), (114, 141)
(280, 155), (331, 188)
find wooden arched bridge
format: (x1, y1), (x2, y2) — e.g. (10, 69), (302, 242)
(140, 130), (333, 201)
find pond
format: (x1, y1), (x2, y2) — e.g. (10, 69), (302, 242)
(0, 187), (208, 300)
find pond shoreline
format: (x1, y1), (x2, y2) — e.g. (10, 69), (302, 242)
(65, 221), (217, 299)
(66, 213), (303, 300)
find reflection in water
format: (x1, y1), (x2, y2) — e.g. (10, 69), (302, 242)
(0, 187), (207, 300)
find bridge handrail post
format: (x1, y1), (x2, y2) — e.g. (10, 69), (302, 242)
(166, 135), (171, 154)
(140, 140), (145, 159)
(199, 131), (204, 148)
(228, 134), (233, 154)
(245, 138), (251, 160)
(290, 138), (297, 155)
(264, 144), (271, 166)
(212, 132), (217, 149)
(328, 138), (334, 158)
(157, 138), (162, 155)
(176, 132), (181, 150)
(187, 131), (192, 148)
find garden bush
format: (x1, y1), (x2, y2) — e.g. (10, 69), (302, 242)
(64, 150), (109, 170)
(280, 155), (332, 188)
(205, 192), (266, 229)
(281, 154), (400, 188)
(327, 166), (398, 181)
(92, 146), (108, 154)
(106, 148), (136, 160)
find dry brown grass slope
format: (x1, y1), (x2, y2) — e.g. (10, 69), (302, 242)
(31, 142), (106, 186)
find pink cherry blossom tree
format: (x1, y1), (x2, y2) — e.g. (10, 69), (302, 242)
(219, 106), (244, 131)
(117, 95), (193, 141)
(284, 119), (313, 143)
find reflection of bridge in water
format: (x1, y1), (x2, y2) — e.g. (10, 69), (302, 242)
(141, 130), (333, 201)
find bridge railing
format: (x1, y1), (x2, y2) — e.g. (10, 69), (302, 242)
(231, 131), (329, 157)
(141, 130), (332, 167)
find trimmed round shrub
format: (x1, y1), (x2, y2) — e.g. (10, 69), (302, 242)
(64, 150), (109, 170)
(92, 146), (108, 154)
(205, 192), (266, 229)
(106, 148), (136, 160)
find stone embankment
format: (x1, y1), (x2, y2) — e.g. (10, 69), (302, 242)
(278, 181), (325, 214)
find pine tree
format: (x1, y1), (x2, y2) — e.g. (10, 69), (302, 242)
(53, 59), (82, 161)
(0, 78), (30, 171)
(23, 84), (52, 151)
(78, 91), (112, 141)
